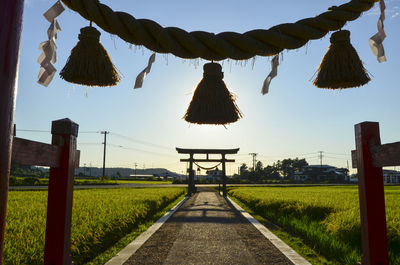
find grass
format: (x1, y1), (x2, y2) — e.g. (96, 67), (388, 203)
(227, 185), (400, 265)
(86, 193), (185, 264)
(4, 187), (185, 264)
(230, 196), (338, 265)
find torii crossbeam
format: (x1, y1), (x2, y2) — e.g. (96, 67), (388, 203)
(176, 148), (239, 197)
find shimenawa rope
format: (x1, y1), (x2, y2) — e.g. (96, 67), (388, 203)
(60, 0), (379, 61)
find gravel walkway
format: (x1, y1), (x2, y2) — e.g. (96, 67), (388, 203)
(123, 188), (293, 265)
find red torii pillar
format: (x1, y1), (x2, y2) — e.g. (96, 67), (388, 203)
(0, 0), (25, 263)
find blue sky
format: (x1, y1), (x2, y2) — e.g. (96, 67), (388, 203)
(15, 0), (400, 175)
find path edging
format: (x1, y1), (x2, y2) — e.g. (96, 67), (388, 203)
(105, 196), (189, 265)
(227, 196), (312, 265)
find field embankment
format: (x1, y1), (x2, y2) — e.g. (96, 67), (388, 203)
(228, 186), (400, 265)
(4, 187), (185, 264)
(9, 176), (173, 186)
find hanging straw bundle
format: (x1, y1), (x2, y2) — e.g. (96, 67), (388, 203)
(60, 26), (120, 86)
(314, 30), (370, 89)
(184, 62), (242, 125)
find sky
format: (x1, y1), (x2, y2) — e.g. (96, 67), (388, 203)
(15, 0), (400, 176)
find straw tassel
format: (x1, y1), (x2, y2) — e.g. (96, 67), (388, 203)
(314, 30), (370, 89)
(184, 62), (242, 125)
(60, 26), (120, 86)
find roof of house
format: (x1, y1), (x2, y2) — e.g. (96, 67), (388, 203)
(383, 169), (400, 174)
(306, 165), (335, 169)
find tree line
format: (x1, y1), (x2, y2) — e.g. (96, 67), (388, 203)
(233, 158), (308, 183)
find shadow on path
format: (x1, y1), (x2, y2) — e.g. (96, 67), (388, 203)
(124, 188), (293, 265)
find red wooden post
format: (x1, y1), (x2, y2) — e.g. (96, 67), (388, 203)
(355, 122), (389, 265)
(0, 0), (24, 263)
(44, 119), (79, 265)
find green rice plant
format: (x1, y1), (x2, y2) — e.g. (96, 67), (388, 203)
(228, 186), (400, 265)
(4, 187), (185, 264)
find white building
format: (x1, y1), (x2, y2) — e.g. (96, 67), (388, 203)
(383, 170), (400, 184)
(205, 169), (222, 181)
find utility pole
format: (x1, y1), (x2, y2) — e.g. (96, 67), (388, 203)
(134, 162), (137, 176)
(101, 131), (109, 180)
(249, 153), (258, 171)
(318, 151), (324, 167)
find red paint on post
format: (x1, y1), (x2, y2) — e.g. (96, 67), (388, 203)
(355, 122), (389, 265)
(44, 119), (79, 265)
(0, 0), (24, 263)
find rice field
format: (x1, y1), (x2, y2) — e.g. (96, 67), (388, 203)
(228, 185), (400, 265)
(4, 187), (185, 264)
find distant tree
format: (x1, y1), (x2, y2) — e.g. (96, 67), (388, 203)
(239, 163), (250, 179)
(280, 159), (293, 178)
(263, 165), (281, 180)
(240, 163), (248, 174)
(276, 158), (308, 179)
(292, 158), (308, 172)
(255, 161), (263, 173)
(235, 157), (308, 183)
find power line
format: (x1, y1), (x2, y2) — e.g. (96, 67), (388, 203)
(77, 141), (177, 157)
(110, 132), (172, 151)
(16, 129), (49, 133)
(80, 131), (101, 134)
(267, 154), (313, 158)
(16, 129), (100, 133)
(108, 143), (176, 158)
(324, 155), (349, 160)
(255, 152), (319, 158)
(324, 152), (351, 156)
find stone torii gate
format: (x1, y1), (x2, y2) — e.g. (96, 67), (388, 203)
(176, 148), (239, 197)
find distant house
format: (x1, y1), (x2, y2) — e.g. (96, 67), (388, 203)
(293, 165), (348, 183)
(204, 169), (222, 181)
(383, 170), (400, 184)
(349, 177), (358, 183)
(128, 174), (155, 180)
(174, 174), (187, 181)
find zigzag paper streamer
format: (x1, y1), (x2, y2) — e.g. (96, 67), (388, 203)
(369, 0), (386, 63)
(38, 1), (64, 87)
(134, 53), (156, 89)
(261, 55), (279, 95)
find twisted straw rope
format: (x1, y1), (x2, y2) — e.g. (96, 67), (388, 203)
(60, 0), (378, 61)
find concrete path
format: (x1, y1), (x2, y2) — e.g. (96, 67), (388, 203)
(123, 188), (294, 265)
